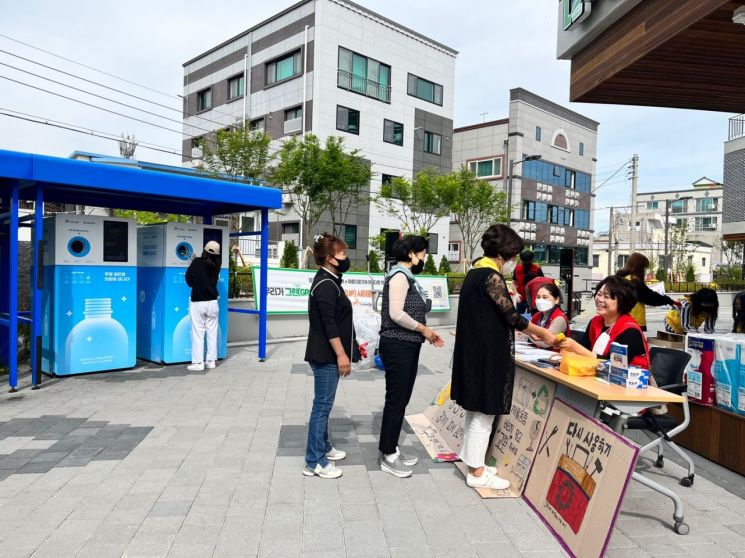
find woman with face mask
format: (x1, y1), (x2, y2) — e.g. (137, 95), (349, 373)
(530, 283), (570, 349)
(451, 225), (556, 491)
(303, 233), (363, 479)
(378, 235), (445, 478)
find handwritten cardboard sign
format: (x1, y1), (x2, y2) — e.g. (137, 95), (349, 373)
(406, 383), (465, 461)
(523, 398), (639, 558)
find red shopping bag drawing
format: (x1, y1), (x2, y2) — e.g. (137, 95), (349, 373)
(546, 454), (597, 534)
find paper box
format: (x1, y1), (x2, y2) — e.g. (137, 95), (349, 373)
(713, 336), (740, 413)
(685, 334), (716, 405)
(609, 367), (650, 389)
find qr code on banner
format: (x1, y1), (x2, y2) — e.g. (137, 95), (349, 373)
(433, 286), (442, 299)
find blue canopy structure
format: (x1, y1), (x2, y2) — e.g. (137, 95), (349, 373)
(0, 149), (282, 391)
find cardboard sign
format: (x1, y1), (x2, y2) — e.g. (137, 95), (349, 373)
(524, 398), (639, 558)
(474, 367), (557, 498)
(406, 383), (465, 461)
(252, 267), (451, 314)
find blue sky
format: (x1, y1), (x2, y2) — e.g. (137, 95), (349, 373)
(0, 0), (732, 232)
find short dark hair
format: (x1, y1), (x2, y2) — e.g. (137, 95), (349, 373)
(392, 235), (428, 262)
(481, 224), (524, 259)
(594, 275), (638, 315)
(520, 250), (534, 263)
(312, 232), (348, 266)
(536, 283), (562, 303)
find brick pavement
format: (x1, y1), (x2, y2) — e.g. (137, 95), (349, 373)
(1, 337), (744, 557)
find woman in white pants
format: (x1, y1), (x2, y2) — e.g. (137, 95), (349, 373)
(451, 225), (555, 490)
(185, 241), (221, 371)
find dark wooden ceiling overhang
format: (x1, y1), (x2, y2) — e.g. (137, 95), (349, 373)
(569, 0), (745, 112)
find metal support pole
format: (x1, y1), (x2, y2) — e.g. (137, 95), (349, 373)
(664, 200), (670, 282)
(259, 208), (269, 362)
(8, 183), (19, 391)
(31, 187), (43, 389)
(630, 154), (638, 253)
(607, 206), (613, 277)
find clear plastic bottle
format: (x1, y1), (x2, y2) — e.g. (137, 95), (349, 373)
(65, 297), (128, 373)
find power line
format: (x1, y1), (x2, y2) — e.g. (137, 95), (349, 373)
(578, 159), (631, 203)
(0, 74), (184, 135)
(0, 109), (202, 161)
(0, 47), (231, 130)
(0, 61), (216, 135)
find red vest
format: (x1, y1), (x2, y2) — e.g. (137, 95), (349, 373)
(531, 306), (571, 342)
(587, 313), (650, 368)
(515, 263), (539, 299)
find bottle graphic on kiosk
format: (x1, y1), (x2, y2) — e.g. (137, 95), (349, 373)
(65, 297), (128, 372)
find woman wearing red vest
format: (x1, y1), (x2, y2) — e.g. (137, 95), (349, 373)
(514, 250), (543, 314)
(530, 283), (570, 350)
(559, 276), (650, 369)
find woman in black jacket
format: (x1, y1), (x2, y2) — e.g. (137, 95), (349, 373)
(185, 241), (221, 372)
(451, 225), (555, 490)
(303, 233), (361, 479)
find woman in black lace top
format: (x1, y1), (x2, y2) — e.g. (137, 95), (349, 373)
(451, 224), (556, 491)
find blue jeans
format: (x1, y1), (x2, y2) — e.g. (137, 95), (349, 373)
(305, 363), (340, 468)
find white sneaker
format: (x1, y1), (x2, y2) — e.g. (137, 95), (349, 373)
(205, 361), (216, 369)
(187, 363), (205, 371)
(326, 447), (346, 461)
(467, 472), (510, 490)
(302, 463), (342, 479)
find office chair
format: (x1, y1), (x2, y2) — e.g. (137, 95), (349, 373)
(624, 346), (695, 487)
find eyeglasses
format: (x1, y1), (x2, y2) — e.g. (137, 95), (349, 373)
(594, 291), (614, 300)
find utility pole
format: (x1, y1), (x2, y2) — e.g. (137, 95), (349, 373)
(629, 154), (638, 253)
(607, 206), (614, 277)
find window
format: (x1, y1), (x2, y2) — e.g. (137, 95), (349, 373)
(383, 119), (404, 146)
(282, 223), (300, 235)
(228, 75), (245, 100)
(250, 118), (264, 132)
(191, 136), (204, 150)
(675, 218), (686, 227)
(240, 216), (255, 232)
(427, 234), (439, 255)
(574, 247), (588, 266)
(522, 159), (591, 192)
(688, 255), (693, 265)
(617, 254), (628, 268)
(536, 127), (542, 141)
(196, 88), (212, 112)
(381, 174), (397, 185)
(423, 131), (442, 155)
(575, 209), (590, 230)
(284, 106), (303, 134)
(407, 74), (443, 105)
(695, 198), (717, 212)
(549, 205), (573, 226)
(579, 142), (584, 156)
(548, 245), (562, 264)
(671, 199), (687, 213)
(702, 258), (706, 267)
(343, 225), (357, 249)
(336, 105), (360, 134)
(468, 158), (502, 178)
(535, 202), (548, 222)
(266, 50), (302, 85)
(553, 133), (568, 150)
(285, 107), (302, 121)
(592, 254), (600, 268)
(522, 200), (536, 221)
(575, 172), (591, 193)
(647, 201), (659, 210)
(337, 47), (391, 103)
(695, 216), (718, 231)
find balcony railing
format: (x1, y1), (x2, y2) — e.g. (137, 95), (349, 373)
(337, 69), (391, 103)
(283, 117), (302, 135)
(729, 114), (745, 141)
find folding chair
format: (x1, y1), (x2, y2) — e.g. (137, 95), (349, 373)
(623, 346), (695, 487)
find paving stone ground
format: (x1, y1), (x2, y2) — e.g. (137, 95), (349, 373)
(1, 335), (745, 558)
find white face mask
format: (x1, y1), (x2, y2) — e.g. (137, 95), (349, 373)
(535, 299), (555, 313)
(501, 259), (517, 276)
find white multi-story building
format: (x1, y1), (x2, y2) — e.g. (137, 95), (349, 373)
(451, 89), (598, 281)
(181, 0), (457, 265)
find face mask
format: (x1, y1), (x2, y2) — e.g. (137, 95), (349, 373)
(411, 255), (425, 275)
(332, 257), (350, 274)
(501, 259), (517, 276)
(535, 299), (554, 313)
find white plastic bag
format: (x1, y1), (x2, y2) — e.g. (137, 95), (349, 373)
(353, 304), (381, 370)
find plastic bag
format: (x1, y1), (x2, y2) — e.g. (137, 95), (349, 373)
(559, 350), (598, 377)
(353, 304), (381, 370)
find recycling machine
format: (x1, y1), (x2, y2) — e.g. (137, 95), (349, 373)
(136, 222), (228, 363)
(41, 214), (137, 376)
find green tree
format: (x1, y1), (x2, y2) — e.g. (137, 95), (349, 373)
(438, 255), (452, 274)
(368, 250), (381, 273)
(113, 210), (190, 225)
(669, 222), (692, 280)
(376, 169), (450, 234)
(200, 125), (272, 182)
(280, 240), (299, 269)
(424, 253), (438, 275)
(442, 166), (509, 263)
(685, 263), (696, 282)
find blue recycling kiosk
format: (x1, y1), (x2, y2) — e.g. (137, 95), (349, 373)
(41, 214), (137, 376)
(137, 222), (229, 364)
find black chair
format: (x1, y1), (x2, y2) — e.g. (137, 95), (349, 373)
(624, 346), (695, 487)
(569, 329), (585, 343)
